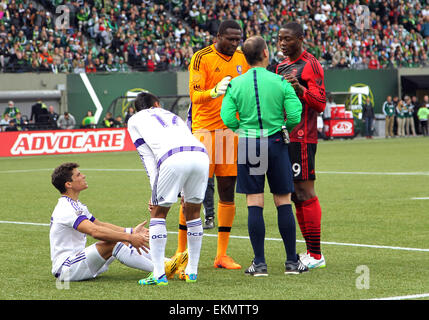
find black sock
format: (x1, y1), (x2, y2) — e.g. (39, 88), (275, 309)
(247, 206), (265, 264)
(277, 204), (297, 262)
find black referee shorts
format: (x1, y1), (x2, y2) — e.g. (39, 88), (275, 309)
(236, 132), (294, 195)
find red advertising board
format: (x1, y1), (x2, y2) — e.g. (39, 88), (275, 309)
(0, 128), (136, 157)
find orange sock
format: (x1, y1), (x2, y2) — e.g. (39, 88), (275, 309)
(176, 205), (187, 254)
(216, 202), (236, 257)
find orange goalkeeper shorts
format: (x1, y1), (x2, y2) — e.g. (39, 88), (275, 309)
(193, 128), (238, 178)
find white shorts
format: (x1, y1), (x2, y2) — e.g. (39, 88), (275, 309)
(55, 243), (109, 282)
(152, 151), (209, 207)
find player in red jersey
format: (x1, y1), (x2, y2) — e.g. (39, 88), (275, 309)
(275, 22), (326, 269)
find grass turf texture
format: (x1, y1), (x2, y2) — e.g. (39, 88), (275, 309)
(0, 137), (428, 300)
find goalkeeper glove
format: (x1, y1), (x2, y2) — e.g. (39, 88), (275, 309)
(210, 76), (232, 98)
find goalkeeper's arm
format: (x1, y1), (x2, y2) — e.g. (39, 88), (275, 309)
(191, 76), (232, 104)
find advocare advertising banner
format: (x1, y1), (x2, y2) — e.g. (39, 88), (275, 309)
(0, 128), (135, 157)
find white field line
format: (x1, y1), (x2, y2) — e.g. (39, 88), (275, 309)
(1, 220), (429, 253)
(370, 293), (429, 300)
(1, 168), (429, 175)
(0, 168), (146, 174)
(318, 171), (429, 176)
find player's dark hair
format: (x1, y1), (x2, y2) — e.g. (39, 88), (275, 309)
(282, 22), (304, 38)
(134, 92), (160, 112)
(218, 19), (242, 35)
(243, 36), (267, 66)
(51, 162), (79, 194)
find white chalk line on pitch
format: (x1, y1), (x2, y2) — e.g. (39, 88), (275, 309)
(1, 220), (429, 253)
(370, 293), (429, 300)
(1, 168), (429, 176)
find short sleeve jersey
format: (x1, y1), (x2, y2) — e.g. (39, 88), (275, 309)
(49, 196), (95, 275)
(127, 108), (207, 188)
(189, 44), (250, 132)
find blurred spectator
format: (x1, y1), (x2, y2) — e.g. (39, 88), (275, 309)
(15, 112), (29, 131)
(411, 95), (421, 134)
(368, 55), (381, 70)
(85, 62), (97, 73)
(417, 98), (429, 136)
(396, 99), (406, 137)
(47, 105), (59, 129)
(0, 113), (10, 131)
(30, 99), (48, 124)
(3, 100), (20, 119)
(404, 95), (417, 136)
(81, 110), (96, 128)
(336, 57), (350, 69)
(124, 106), (135, 125)
(118, 57), (129, 72)
(4, 118), (18, 131)
(57, 112), (76, 130)
(0, 0), (428, 73)
(382, 95), (395, 138)
(362, 96), (375, 139)
(102, 111), (118, 128)
(114, 115), (123, 127)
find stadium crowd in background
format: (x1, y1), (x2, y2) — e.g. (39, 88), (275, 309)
(1, 0), (429, 73)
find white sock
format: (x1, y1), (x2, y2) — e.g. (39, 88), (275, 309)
(149, 218), (167, 278)
(112, 242), (153, 272)
(185, 218), (203, 275)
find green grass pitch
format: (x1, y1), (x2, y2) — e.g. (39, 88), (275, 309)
(0, 137), (428, 300)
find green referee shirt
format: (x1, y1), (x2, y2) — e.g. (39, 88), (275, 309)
(220, 67), (302, 138)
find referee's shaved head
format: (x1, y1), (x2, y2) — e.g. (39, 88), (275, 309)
(242, 36), (267, 66)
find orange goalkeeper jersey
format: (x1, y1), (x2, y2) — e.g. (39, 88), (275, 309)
(189, 44), (250, 132)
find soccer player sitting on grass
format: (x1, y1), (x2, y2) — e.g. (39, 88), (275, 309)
(49, 162), (180, 282)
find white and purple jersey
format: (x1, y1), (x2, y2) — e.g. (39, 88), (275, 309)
(49, 196), (95, 276)
(127, 107), (207, 189)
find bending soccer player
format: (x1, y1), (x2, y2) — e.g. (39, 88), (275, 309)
(275, 22), (327, 269)
(172, 19), (250, 272)
(49, 162), (174, 282)
(127, 92), (209, 285)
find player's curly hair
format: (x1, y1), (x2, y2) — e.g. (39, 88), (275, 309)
(51, 162), (79, 194)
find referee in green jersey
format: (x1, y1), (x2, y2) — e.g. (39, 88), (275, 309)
(220, 36), (307, 276)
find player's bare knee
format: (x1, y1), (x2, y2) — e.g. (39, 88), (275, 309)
(96, 241), (116, 260)
(293, 189), (316, 203)
(217, 176), (236, 202)
(273, 193), (291, 207)
(183, 202), (202, 220)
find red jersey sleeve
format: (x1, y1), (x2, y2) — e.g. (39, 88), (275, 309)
(299, 58), (326, 113)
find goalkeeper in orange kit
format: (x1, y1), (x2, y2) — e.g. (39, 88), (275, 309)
(171, 20), (250, 276)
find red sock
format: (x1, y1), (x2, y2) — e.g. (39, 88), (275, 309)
(294, 202), (309, 253)
(300, 196), (322, 260)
